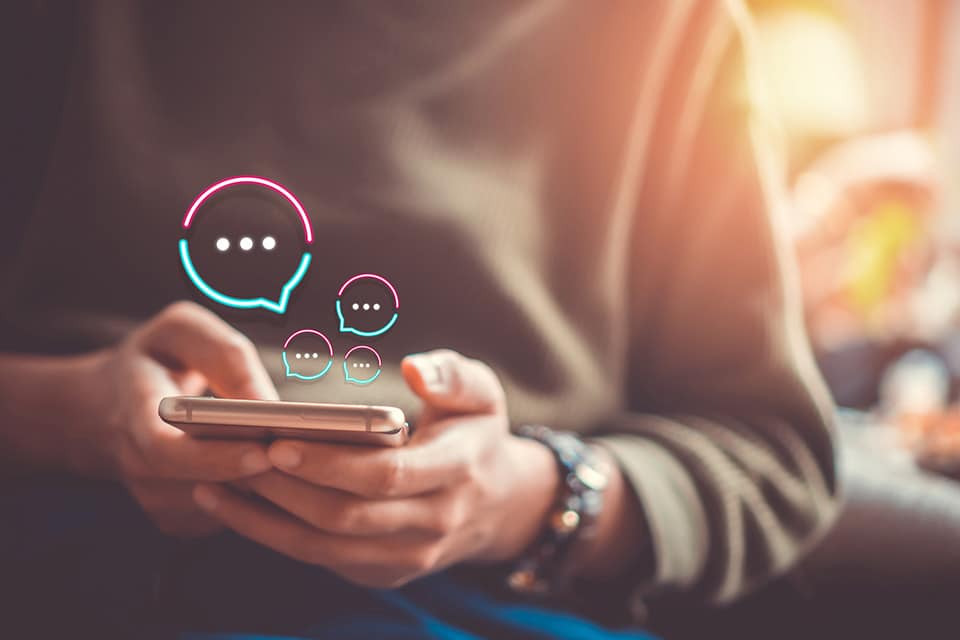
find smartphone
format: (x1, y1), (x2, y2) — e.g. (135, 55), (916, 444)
(158, 396), (409, 446)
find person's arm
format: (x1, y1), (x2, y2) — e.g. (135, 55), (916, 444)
(585, 2), (838, 603)
(0, 301), (279, 536)
(0, 351), (114, 476)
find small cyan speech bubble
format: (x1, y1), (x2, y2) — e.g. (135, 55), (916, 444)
(282, 329), (334, 381)
(343, 345), (382, 385)
(336, 274), (399, 337)
(179, 176), (314, 315)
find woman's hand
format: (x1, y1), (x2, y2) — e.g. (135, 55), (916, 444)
(192, 349), (561, 588)
(75, 301), (277, 536)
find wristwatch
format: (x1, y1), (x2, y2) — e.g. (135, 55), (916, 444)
(506, 425), (610, 596)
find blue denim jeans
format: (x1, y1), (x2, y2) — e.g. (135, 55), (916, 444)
(0, 478), (656, 639)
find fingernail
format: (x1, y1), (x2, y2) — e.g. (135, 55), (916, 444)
(194, 485), (218, 511)
(408, 355), (446, 394)
(269, 444), (302, 470)
(241, 450), (271, 473)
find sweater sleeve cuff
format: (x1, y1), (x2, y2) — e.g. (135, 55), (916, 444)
(591, 433), (711, 594)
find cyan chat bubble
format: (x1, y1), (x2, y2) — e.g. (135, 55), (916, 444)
(179, 176), (314, 314)
(343, 345), (382, 385)
(282, 329), (334, 381)
(336, 274), (399, 337)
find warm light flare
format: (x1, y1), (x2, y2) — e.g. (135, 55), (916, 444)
(754, 10), (869, 139)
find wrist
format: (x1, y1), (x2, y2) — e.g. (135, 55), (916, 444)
(568, 444), (647, 580)
(62, 349), (121, 477)
(486, 434), (560, 563)
(503, 426), (610, 595)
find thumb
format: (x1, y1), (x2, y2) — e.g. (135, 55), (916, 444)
(402, 350), (505, 415)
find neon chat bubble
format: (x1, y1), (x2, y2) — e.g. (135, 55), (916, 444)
(282, 329), (334, 381)
(336, 274), (399, 337)
(180, 176), (314, 314)
(343, 345), (382, 385)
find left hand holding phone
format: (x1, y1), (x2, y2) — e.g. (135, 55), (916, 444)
(78, 301), (277, 536)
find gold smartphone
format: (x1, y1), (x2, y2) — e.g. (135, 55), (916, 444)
(158, 396), (409, 446)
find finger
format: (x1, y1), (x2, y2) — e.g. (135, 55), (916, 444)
(170, 369), (206, 395)
(127, 479), (223, 537)
(141, 424), (272, 481)
(134, 301), (278, 400)
(401, 350), (505, 415)
(266, 417), (492, 497)
(136, 360), (271, 481)
(193, 483), (327, 565)
(192, 484), (415, 567)
(245, 472), (446, 536)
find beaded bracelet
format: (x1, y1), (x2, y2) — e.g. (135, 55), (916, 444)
(505, 425), (609, 595)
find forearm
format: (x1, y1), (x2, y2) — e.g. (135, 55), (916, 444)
(0, 352), (106, 476)
(594, 412), (837, 603)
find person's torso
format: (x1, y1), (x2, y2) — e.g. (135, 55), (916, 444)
(5, 0), (671, 429)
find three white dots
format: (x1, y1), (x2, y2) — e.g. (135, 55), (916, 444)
(216, 236), (276, 252)
(293, 352), (375, 369)
(352, 302), (381, 311)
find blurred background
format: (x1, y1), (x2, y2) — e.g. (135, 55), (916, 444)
(667, 2), (960, 637)
(750, 0), (958, 421)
